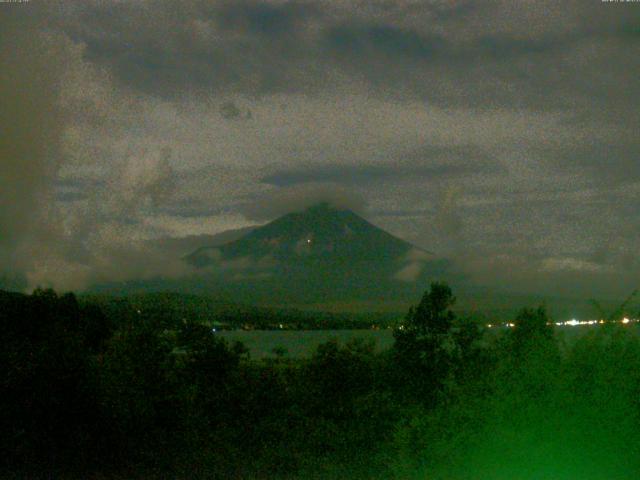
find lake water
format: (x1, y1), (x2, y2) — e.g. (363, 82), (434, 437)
(216, 329), (395, 358)
(216, 324), (640, 359)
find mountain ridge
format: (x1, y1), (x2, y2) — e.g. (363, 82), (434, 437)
(186, 202), (432, 267)
(179, 203), (449, 304)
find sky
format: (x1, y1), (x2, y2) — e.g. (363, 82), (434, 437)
(0, 0), (639, 297)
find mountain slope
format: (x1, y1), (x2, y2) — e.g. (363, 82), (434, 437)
(184, 203), (449, 303)
(189, 203), (421, 265)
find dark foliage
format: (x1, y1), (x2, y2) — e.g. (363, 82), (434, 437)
(2, 284), (640, 479)
(392, 282), (471, 405)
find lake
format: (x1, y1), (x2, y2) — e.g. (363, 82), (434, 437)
(216, 323), (640, 359)
(215, 329), (395, 358)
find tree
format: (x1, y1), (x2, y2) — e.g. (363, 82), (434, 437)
(407, 282), (456, 335)
(590, 290), (638, 325)
(97, 320), (178, 468)
(1, 289), (97, 473)
(177, 321), (240, 386)
(392, 282), (457, 405)
(501, 306), (560, 404)
(509, 305), (554, 354)
(79, 303), (113, 353)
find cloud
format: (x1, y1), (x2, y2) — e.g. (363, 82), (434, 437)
(220, 101), (249, 120)
(238, 184), (368, 222)
(2, 0), (639, 298)
(435, 185), (464, 238)
(441, 248), (640, 300)
(0, 12), (192, 291)
(150, 229), (257, 257)
(394, 262), (424, 283)
(261, 148), (502, 187)
(0, 12), (68, 281)
(52, 0), (640, 114)
(325, 23), (444, 61)
(551, 143), (640, 187)
(57, 0), (324, 97)
(405, 248), (433, 262)
(541, 257), (613, 274)
(394, 247), (435, 283)
(215, 1), (316, 36)
(106, 146), (177, 220)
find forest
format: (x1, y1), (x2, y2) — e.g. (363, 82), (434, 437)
(2, 284), (640, 479)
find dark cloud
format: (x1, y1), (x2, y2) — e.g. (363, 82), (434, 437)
(553, 143), (640, 187)
(238, 184), (368, 222)
(157, 200), (230, 219)
(54, 176), (105, 203)
(325, 24), (444, 61)
(215, 1), (316, 35)
(52, 1), (638, 103)
(56, 191), (88, 203)
(220, 100), (253, 120)
(57, 0), (323, 97)
(435, 185), (464, 238)
(261, 153), (503, 187)
(220, 101), (242, 120)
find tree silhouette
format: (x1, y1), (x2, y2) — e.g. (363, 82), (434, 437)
(407, 282), (456, 335)
(590, 289), (638, 324)
(510, 306), (553, 349)
(393, 282), (457, 405)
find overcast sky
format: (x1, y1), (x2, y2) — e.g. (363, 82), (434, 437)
(1, 0), (639, 296)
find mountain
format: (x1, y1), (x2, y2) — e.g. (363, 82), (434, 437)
(183, 203), (450, 304)
(187, 203), (421, 265)
(89, 204), (611, 318)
